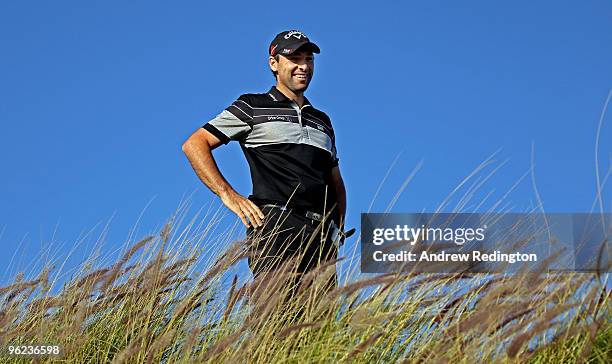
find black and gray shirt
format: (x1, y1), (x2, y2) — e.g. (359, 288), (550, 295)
(203, 86), (339, 214)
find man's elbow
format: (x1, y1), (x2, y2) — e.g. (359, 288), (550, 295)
(181, 137), (194, 157)
(182, 136), (204, 160)
(181, 138), (192, 155)
(182, 129), (220, 157)
(182, 132), (206, 155)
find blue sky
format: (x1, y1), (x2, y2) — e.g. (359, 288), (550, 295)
(1, 1), (611, 282)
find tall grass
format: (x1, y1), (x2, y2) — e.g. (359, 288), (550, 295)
(0, 207), (609, 363)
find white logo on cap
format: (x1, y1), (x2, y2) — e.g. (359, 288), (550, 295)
(284, 30), (306, 40)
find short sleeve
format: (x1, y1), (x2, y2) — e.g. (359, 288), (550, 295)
(202, 95), (253, 144)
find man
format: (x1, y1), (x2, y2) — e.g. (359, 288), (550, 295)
(182, 30), (346, 280)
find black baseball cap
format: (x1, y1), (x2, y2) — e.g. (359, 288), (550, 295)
(269, 30), (320, 56)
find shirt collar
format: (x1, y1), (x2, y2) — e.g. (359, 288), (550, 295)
(268, 86), (312, 107)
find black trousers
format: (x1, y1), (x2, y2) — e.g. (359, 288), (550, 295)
(246, 205), (338, 281)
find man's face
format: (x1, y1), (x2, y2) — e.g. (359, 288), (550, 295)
(270, 50), (314, 93)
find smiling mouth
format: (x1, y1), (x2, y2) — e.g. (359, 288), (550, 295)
(294, 74), (308, 80)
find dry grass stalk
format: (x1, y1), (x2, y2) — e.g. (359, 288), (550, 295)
(522, 319), (600, 362)
(223, 274), (239, 320)
(170, 244), (247, 321)
(296, 257), (343, 294)
(476, 276), (528, 308)
(201, 329), (245, 361)
(577, 319), (602, 363)
(489, 306), (535, 335)
(61, 334), (89, 360)
(145, 328), (176, 364)
(506, 302), (578, 358)
(0, 279), (41, 296)
(233, 257), (298, 307)
(180, 327), (201, 358)
(436, 277), (502, 324)
(329, 274), (397, 299)
(160, 257), (197, 282)
(3, 285), (38, 308)
(102, 236), (154, 292)
(585, 284), (609, 317)
(249, 272), (296, 319)
(277, 321), (322, 339)
(0, 310), (17, 336)
(347, 331), (384, 360)
(73, 268), (110, 290)
(111, 329), (151, 364)
(27, 296), (62, 313)
(197, 240), (247, 288)
(349, 306), (401, 332)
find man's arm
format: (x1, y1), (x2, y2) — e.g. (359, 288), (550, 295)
(330, 165), (346, 227)
(182, 128), (264, 228)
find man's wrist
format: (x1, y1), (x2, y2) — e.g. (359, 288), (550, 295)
(217, 186), (235, 200)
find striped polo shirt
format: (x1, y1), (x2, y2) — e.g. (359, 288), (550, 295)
(203, 86), (339, 214)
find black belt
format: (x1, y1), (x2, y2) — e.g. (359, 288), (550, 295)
(261, 204), (325, 222)
(262, 204), (357, 243)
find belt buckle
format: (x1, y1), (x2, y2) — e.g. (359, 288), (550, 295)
(306, 211), (323, 222)
(264, 204), (287, 212)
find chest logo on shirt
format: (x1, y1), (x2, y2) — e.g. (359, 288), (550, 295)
(267, 115), (289, 121)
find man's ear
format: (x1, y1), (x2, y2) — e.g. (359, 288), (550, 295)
(269, 56), (278, 73)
